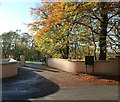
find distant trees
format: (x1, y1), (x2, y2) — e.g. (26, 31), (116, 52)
(29, 2), (119, 60)
(1, 30), (42, 60)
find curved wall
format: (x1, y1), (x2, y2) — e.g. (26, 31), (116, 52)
(1, 62), (18, 79)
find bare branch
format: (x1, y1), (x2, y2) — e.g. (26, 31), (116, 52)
(107, 34), (116, 43)
(107, 21), (116, 33)
(81, 14), (101, 21)
(74, 21), (100, 34)
(108, 12), (119, 21)
(92, 12), (102, 22)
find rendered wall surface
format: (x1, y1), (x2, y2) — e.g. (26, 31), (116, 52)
(48, 56), (120, 76)
(1, 62), (18, 79)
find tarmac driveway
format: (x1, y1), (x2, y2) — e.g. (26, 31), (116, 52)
(2, 63), (119, 101)
(2, 67), (59, 100)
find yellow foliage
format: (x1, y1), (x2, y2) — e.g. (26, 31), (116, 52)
(29, 2), (119, 59)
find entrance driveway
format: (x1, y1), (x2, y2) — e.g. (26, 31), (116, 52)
(2, 63), (119, 101)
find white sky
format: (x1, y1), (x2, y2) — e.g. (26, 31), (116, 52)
(0, 1), (41, 35)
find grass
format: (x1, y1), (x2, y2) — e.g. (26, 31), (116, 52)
(25, 61), (35, 63)
(17, 61), (45, 64)
(17, 61), (40, 64)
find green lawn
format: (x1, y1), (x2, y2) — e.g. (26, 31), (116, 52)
(17, 61), (45, 65)
(17, 61), (39, 64)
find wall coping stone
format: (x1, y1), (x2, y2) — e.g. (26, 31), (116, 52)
(0, 58), (17, 64)
(48, 58), (109, 62)
(0, 62), (17, 65)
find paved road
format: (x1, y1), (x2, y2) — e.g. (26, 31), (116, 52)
(29, 86), (118, 100)
(2, 64), (119, 101)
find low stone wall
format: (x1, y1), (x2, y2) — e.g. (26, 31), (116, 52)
(48, 56), (120, 76)
(1, 59), (18, 79)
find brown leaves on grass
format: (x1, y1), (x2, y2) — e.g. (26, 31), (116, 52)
(52, 68), (119, 86)
(72, 73), (120, 85)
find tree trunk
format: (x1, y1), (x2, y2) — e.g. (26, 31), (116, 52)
(3, 48), (7, 58)
(63, 32), (70, 59)
(62, 42), (69, 59)
(88, 45), (90, 56)
(99, 2), (108, 60)
(94, 43), (97, 60)
(91, 32), (97, 60)
(66, 43), (69, 59)
(60, 47), (69, 59)
(74, 43), (77, 59)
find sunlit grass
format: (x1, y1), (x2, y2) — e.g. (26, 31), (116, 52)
(17, 61), (41, 63)
(17, 61), (45, 63)
(25, 61), (35, 63)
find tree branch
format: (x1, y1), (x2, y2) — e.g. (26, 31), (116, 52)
(74, 21), (100, 34)
(107, 21), (116, 33)
(108, 12), (119, 21)
(107, 34), (116, 43)
(92, 12), (102, 22)
(81, 14), (101, 21)
(87, 9), (102, 22)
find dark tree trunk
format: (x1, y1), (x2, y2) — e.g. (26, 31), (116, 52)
(99, 2), (108, 60)
(2, 48), (7, 58)
(63, 33), (70, 59)
(74, 43), (77, 59)
(88, 46), (90, 56)
(94, 43), (97, 60)
(66, 43), (69, 59)
(60, 46), (69, 59)
(62, 43), (69, 59)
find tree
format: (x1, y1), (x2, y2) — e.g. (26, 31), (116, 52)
(1, 30), (42, 60)
(29, 2), (119, 60)
(1, 31), (18, 58)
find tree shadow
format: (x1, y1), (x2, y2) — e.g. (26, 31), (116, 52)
(24, 64), (59, 73)
(93, 74), (120, 82)
(80, 72), (120, 82)
(2, 67), (59, 101)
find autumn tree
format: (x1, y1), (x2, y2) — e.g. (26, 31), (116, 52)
(29, 2), (119, 60)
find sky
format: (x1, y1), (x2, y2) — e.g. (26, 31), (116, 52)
(0, 1), (42, 35)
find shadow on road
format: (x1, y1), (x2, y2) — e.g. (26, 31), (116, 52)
(25, 64), (59, 73)
(2, 67), (59, 101)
